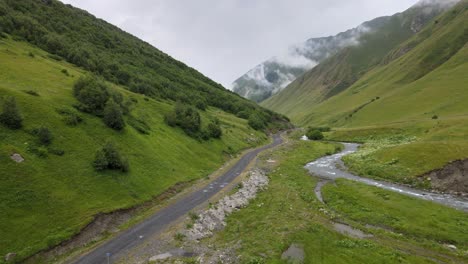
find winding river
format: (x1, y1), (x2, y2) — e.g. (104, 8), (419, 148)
(305, 143), (468, 212)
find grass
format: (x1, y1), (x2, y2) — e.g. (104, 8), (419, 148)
(0, 37), (268, 262)
(326, 118), (468, 186)
(323, 179), (468, 247)
(202, 137), (466, 263)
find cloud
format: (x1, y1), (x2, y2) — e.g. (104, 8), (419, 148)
(60, 0), (417, 88)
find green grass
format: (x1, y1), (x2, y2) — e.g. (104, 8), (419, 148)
(0, 37), (268, 262)
(203, 138), (465, 263)
(323, 180), (468, 247)
(262, 2), (468, 187)
(325, 117), (468, 186)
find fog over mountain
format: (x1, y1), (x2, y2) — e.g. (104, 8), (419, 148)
(233, 0), (461, 102)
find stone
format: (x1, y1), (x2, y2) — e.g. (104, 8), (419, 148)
(447, 244), (457, 251)
(149, 252), (172, 262)
(5, 253), (16, 262)
(185, 170), (269, 240)
(10, 153), (24, 163)
(281, 244), (304, 263)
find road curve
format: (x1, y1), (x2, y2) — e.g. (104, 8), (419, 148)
(73, 133), (283, 264)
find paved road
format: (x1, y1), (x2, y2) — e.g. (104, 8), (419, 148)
(73, 133), (283, 264)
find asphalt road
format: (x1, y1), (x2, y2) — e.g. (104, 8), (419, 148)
(73, 133), (283, 264)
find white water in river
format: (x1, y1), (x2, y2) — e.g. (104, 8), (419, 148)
(305, 143), (468, 212)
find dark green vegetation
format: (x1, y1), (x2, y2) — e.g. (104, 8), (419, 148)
(263, 1), (468, 188)
(201, 138), (467, 263)
(0, 96), (22, 129)
(0, 0), (291, 261)
(305, 128), (324, 141)
(0, 0), (288, 129)
(93, 142), (129, 172)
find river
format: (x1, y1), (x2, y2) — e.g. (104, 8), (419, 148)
(305, 142), (468, 212)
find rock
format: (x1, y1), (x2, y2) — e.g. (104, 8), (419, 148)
(281, 244), (304, 263)
(10, 153), (24, 163)
(185, 170), (269, 240)
(149, 252), (172, 262)
(5, 253), (16, 262)
(447, 244), (457, 251)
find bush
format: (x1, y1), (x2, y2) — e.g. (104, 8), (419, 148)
(57, 107), (83, 126)
(34, 126), (53, 145)
(93, 142), (129, 172)
(248, 113), (266, 130)
(103, 98), (125, 130)
(165, 103), (201, 136)
(306, 129), (324, 140)
(0, 96), (22, 129)
(22, 90), (39, 96)
(61, 69), (69, 76)
(73, 76), (110, 114)
(432, 115), (438, 120)
(206, 121), (222, 138)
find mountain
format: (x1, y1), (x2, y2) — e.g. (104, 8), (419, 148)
(262, 0), (462, 119)
(233, 0), (458, 103)
(0, 0), (288, 262)
(262, 0), (468, 191)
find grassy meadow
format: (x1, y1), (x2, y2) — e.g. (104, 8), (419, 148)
(203, 137), (467, 263)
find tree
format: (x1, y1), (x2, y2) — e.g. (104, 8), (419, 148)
(103, 98), (125, 130)
(0, 96), (22, 129)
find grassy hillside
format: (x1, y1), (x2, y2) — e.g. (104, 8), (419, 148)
(264, 1), (468, 188)
(0, 0), (288, 125)
(0, 36), (271, 261)
(262, 1), (455, 121)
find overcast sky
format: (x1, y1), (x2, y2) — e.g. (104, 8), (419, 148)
(59, 0), (417, 88)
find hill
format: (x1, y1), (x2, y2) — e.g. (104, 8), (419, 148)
(0, 0), (288, 262)
(233, 0), (455, 102)
(262, 0), (460, 117)
(264, 0), (468, 190)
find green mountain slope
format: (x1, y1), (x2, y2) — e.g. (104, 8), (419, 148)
(264, 0), (468, 190)
(0, 1), (289, 262)
(0, 37), (269, 263)
(262, 0), (457, 121)
(0, 0), (286, 121)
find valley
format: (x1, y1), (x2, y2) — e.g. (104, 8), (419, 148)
(1, 0), (467, 263)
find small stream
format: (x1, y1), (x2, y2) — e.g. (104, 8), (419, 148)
(305, 142), (468, 212)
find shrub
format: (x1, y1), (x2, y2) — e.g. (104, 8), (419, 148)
(206, 121), (222, 138)
(165, 103), (201, 136)
(306, 129), (324, 140)
(248, 113), (266, 130)
(34, 126), (53, 145)
(103, 99), (125, 130)
(73, 76), (110, 114)
(0, 96), (23, 129)
(57, 107), (83, 126)
(127, 115), (150, 135)
(93, 142), (129, 172)
(432, 115), (438, 120)
(61, 69), (69, 76)
(28, 51), (35, 58)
